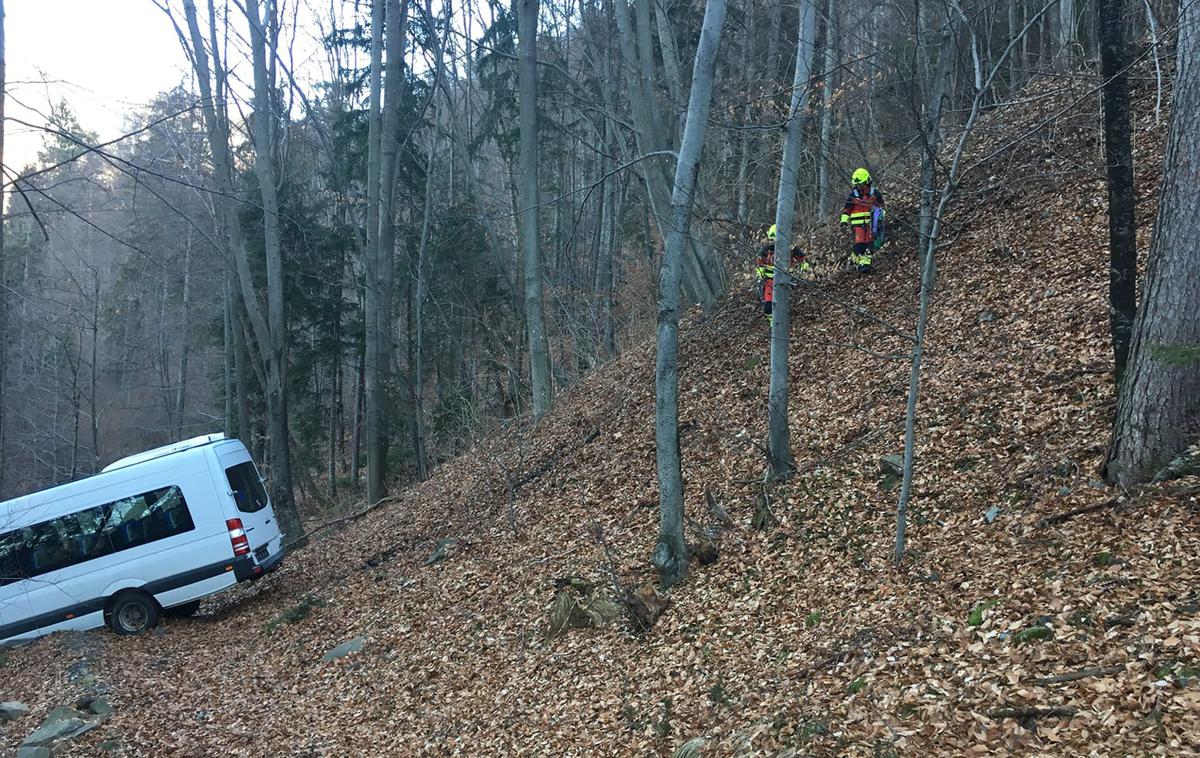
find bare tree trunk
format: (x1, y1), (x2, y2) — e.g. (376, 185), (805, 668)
(654, 0), (726, 589)
(1143, 0), (1163, 125)
(70, 339), (82, 480)
(412, 126), (438, 481)
(364, 0), (386, 503)
(157, 276), (172, 427)
(816, 0), (838, 218)
(1058, 0), (1076, 63)
(174, 232), (193, 433)
(919, 6), (957, 251)
(517, 0), (554, 415)
(233, 304), (252, 448)
(651, 0), (684, 137)
(597, 117), (620, 360)
(1009, 0), (1021, 90)
(615, 0), (723, 309)
(362, 0), (409, 502)
(0, 0), (7, 496)
(176, 0), (302, 543)
(328, 317), (340, 499)
(409, 0), (451, 480)
(89, 274), (99, 471)
(222, 278), (235, 437)
(1098, 0), (1137, 384)
(767, 0), (818, 480)
(245, 0), (303, 543)
(350, 346), (365, 488)
(378, 0), (408, 477)
(896, 1), (1049, 565)
(1105, 2), (1200, 484)
(736, 102), (751, 223)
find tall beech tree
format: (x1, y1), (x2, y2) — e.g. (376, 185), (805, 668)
(654, 0), (727, 588)
(766, 0), (818, 481)
(516, 0), (553, 415)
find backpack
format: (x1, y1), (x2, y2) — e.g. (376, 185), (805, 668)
(871, 206), (887, 250)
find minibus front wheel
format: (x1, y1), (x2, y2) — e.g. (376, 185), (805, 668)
(105, 591), (161, 635)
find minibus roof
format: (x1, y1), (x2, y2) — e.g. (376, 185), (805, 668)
(101, 433), (228, 474)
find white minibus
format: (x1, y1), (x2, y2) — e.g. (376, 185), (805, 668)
(0, 434), (285, 644)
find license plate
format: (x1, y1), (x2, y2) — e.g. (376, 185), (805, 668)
(255, 545), (270, 562)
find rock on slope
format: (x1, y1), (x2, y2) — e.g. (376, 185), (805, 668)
(3, 76), (1198, 757)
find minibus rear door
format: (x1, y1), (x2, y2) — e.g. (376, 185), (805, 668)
(219, 455), (280, 559)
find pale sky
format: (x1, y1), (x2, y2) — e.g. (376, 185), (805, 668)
(6, 0), (191, 171)
(4, 0), (360, 177)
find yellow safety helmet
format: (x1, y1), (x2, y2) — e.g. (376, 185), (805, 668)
(852, 168), (871, 185)
(766, 224), (777, 241)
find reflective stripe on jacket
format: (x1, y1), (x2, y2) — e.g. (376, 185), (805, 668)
(756, 244), (806, 281)
(840, 186), (885, 243)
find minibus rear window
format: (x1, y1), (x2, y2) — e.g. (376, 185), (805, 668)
(226, 463), (269, 513)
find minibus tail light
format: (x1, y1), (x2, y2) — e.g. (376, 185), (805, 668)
(226, 518), (250, 556)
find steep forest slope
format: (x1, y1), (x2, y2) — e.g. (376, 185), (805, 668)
(3, 76), (1198, 757)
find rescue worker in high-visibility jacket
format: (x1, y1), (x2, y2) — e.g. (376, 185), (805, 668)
(840, 168), (885, 273)
(756, 224), (809, 325)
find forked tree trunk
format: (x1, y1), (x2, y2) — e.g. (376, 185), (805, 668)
(767, 0), (818, 480)
(1105, 3), (1200, 485)
(654, 0), (726, 589)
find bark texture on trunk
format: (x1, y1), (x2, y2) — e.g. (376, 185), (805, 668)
(0, 0), (7, 496)
(816, 0), (838, 218)
(179, 0), (303, 544)
(364, 0), (387, 505)
(363, 0), (409, 503)
(517, 0), (554, 415)
(1058, 0), (1076, 62)
(1106, 3), (1200, 485)
(654, 0), (726, 589)
(614, 0), (724, 310)
(918, 9), (956, 251)
(245, 0), (304, 545)
(767, 0), (818, 480)
(1098, 0), (1137, 384)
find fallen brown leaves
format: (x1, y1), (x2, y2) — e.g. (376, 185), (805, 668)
(2, 73), (1197, 758)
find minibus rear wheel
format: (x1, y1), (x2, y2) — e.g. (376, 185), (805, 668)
(105, 591), (161, 635)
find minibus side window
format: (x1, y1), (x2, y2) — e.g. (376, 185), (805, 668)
(0, 531), (21, 586)
(225, 463), (268, 513)
(12, 485), (195, 579)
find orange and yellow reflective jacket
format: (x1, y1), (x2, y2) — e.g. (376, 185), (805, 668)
(840, 186), (885, 244)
